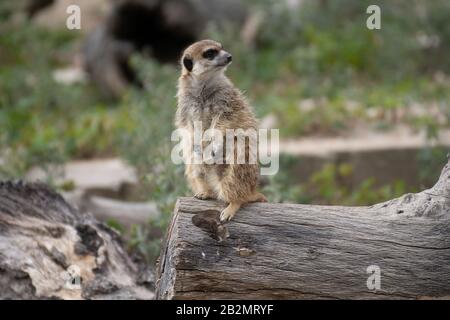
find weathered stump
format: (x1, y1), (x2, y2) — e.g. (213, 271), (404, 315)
(83, 0), (248, 99)
(0, 181), (154, 299)
(156, 158), (450, 299)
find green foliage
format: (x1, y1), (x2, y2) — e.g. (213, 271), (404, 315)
(0, 22), (123, 177)
(0, 1), (25, 21)
(128, 225), (162, 264)
(418, 147), (448, 187)
(257, 0), (450, 77)
(308, 163), (409, 206)
(263, 160), (411, 206)
(106, 219), (125, 234)
(118, 56), (188, 213)
(115, 57), (188, 262)
(261, 155), (308, 203)
(205, 0), (450, 137)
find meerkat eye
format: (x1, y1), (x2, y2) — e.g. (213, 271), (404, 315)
(202, 49), (218, 60)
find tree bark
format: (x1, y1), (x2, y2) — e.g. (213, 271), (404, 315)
(0, 181), (154, 299)
(156, 157), (450, 299)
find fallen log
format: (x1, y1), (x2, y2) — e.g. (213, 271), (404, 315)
(0, 181), (154, 299)
(156, 157), (450, 299)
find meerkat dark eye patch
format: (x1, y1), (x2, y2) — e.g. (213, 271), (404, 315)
(183, 56), (193, 71)
(202, 48), (219, 60)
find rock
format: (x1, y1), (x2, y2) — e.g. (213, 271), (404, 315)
(26, 158), (138, 197)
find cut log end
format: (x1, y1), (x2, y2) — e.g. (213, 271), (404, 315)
(156, 158), (450, 300)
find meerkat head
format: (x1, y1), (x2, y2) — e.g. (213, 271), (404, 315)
(180, 40), (232, 78)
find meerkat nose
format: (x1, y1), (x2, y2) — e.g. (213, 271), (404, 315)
(226, 54), (232, 63)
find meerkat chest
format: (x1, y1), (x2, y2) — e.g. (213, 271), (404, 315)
(178, 97), (226, 162)
(184, 99), (223, 129)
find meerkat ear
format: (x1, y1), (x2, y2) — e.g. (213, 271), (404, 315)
(183, 56), (193, 72)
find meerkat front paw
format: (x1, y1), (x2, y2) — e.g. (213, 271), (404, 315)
(220, 202), (241, 222)
(194, 191), (214, 200)
(220, 208), (235, 222)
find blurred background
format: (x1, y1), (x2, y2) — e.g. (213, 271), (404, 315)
(1, 0), (449, 264)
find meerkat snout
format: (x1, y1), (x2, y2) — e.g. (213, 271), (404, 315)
(214, 51), (232, 68)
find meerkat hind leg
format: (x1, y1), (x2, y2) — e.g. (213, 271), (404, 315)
(193, 184), (216, 200)
(189, 175), (216, 200)
(220, 201), (242, 222)
(194, 190), (215, 200)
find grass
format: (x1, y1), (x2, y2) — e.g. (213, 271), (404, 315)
(0, 22), (120, 176)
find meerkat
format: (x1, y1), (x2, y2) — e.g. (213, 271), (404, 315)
(175, 39), (267, 222)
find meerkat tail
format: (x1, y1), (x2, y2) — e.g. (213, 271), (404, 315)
(248, 192), (268, 203)
(220, 201), (242, 222)
(220, 194), (266, 222)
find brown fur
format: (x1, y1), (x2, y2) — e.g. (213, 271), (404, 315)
(175, 40), (267, 221)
